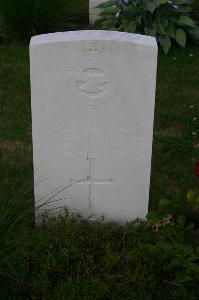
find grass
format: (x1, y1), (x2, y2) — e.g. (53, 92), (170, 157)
(150, 44), (199, 209)
(0, 44), (199, 214)
(0, 210), (198, 299)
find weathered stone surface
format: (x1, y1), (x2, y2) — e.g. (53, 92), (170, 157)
(30, 30), (157, 223)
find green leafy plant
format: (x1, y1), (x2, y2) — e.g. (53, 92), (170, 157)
(98, 0), (199, 53)
(192, 0), (199, 21)
(148, 188), (199, 229)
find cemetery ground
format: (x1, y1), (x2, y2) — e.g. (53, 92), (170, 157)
(0, 43), (199, 299)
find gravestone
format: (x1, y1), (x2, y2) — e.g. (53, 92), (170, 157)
(30, 30), (157, 223)
(89, 0), (107, 24)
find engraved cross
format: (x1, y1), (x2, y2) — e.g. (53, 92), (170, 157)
(70, 153), (114, 216)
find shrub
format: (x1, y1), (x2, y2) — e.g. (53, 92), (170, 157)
(0, 0), (88, 42)
(192, 0), (199, 20)
(98, 0), (199, 53)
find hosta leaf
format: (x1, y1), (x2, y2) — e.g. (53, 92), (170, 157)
(161, 18), (168, 28)
(100, 6), (118, 16)
(155, 23), (166, 35)
(125, 21), (137, 33)
(177, 215), (186, 226)
(188, 27), (199, 44)
(178, 16), (196, 28)
(176, 273), (192, 283)
(148, 28), (156, 36)
(159, 198), (170, 207)
(166, 26), (175, 38)
(136, 16), (141, 24)
(175, 28), (186, 47)
(146, 2), (157, 13)
(100, 19), (117, 30)
(120, 20), (136, 32)
(160, 36), (171, 54)
(155, 0), (168, 5)
(175, 0), (190, 4)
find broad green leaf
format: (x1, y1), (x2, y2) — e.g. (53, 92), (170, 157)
(148, 28), (156, 36)
(178, 16), (196, 28)
(147, 211), (161, 221)
(161, 18), (168, 28)
(176, 273), (192, 283)
(177, 215), (186, 226)
(175, 28), (186, 47)
(159, 198), (170, 207)
(146, 2), (157, 13)
(125, 21), (137, 33)
(155, 0), (168, 5)
(155, 23), (166, 35)
(166, 26), (175, 38)
(100, 6), (118, 16)
(136, 16), (142, 24)
(159, 36), (171, 54)
(187, 189), (194, 200)
(100, 19), (117, 30)
(188, 27), (199, 44)
(175, 0), (190, 4)
(120, 20), (136, 32)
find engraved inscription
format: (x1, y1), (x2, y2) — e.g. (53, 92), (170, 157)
(77, 68), (111, 99)
(85, 41), (105, 57)
(61, 59), (121, 106)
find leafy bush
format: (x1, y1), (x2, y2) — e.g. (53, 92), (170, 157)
(0, 0), (88, 42)
(148, 189), (199, 227)
(98, 0), (199, 53)
(192, 0), (199, 20)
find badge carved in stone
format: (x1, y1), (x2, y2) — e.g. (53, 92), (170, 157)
(77, 67), (111, 99)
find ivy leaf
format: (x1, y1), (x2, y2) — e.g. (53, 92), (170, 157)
(159, 36), (171, 54)
(178, 16), (196, 28)
(175, 28), (186, 47)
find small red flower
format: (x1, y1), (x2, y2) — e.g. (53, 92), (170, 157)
(195, 161), (199, 178)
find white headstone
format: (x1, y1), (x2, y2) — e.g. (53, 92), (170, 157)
(30, 30), (157, 223)
(89, 0), (107, 24)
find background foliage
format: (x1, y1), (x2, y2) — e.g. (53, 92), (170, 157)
(192, 0), (199, 20)
(0, 0), (88, 42)
(97, 0), (199, 53)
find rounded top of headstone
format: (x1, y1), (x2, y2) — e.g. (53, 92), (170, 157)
(30, 30), (157, 49)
